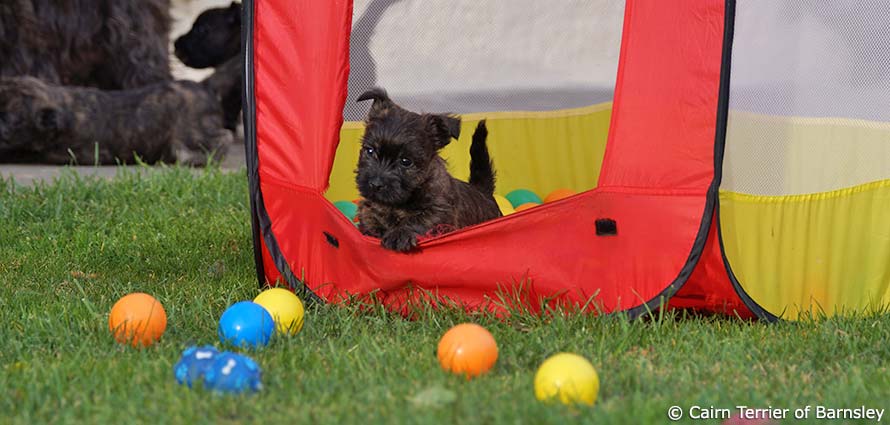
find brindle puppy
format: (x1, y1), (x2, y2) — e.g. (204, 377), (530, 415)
(0, 69), (239, 165)
(354, 88), (501, 252)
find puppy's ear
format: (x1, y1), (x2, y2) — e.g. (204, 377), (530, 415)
(422, 113), (461, 149)
(356, 88), (393, 119)
(229, 2), (242, 24)
(35, 107), (69, 133)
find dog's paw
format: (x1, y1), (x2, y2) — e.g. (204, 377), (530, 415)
(381, 227), (419, 252)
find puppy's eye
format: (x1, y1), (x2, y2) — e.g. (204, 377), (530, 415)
(364, 147), (376, 156)
(399, 158), (413, 167)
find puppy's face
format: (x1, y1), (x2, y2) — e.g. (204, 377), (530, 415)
(0, 77), (71, 143)
(355, 89), (460, 206)
(174, 2), (241, 69)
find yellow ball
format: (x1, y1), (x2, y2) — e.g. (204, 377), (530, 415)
(253, 288), (305, 335)
(534, 353), (599, 406)
(493, 195), (515, 215)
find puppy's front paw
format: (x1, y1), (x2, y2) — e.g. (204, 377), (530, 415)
(381, 227), (419, 252)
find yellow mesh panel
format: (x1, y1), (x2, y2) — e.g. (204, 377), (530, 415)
(721, 179), (890, 318)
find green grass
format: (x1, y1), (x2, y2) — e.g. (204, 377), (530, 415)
(1, 167), (888, 424)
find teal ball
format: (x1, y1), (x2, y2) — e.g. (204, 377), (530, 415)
(505, 189), (542, 208)
(333, 200), (358, 221)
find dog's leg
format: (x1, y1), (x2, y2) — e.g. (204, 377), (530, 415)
(381, 223), (426, 252)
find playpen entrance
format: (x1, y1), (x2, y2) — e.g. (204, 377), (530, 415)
(245, 0), (761, 318)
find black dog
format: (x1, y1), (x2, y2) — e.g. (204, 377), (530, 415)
(0, 0), (172, 89)
(354, 88), (501, 252)
(174, 2), (241, 69)
(174, 2), (242, 130)
(0, 66), (239, 165)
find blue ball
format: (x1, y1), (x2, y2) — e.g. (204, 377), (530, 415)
(218, 301), (275, 348)
(203, 352), (263, 394)
(174, 345), (219, 387)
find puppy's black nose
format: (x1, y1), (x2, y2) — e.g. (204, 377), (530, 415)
(369, 178), (383, 190)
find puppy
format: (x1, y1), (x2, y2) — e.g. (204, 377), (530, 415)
(174, 2), (241, 69)
(0, 71), (237, 165)
(173, 3), (242, 131)
(354, 88), (501, 252)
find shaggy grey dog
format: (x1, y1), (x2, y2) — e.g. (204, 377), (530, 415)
(0, 61), (241, 165)
(0, 0), (172, 89)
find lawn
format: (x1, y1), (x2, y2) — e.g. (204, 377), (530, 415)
(1, 167), (888, 424)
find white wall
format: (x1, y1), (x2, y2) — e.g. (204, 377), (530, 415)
(355, 0), (624, 94)
(169, 0), (626, 114)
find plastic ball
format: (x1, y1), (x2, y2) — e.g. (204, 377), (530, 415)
(437, 323), (498, 379)
(505, 189), (542, 208)
(203, 352), (263, 394)
(333, 200), (358, 221)
(515, 202), (540, 212)
(108, 292), (167, 347)
(174, 345), (220, 387)
(253, 288), (305, 335)
(544, 188), (576, 203)
(218, 301), (275, 348)
(534, 353), (599, 406)
(493, 195), (515, 215)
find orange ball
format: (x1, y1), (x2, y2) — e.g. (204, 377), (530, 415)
(437, 323), (498, 378)
(515, 202), (540, 212)
(544, 188), (576, 203)
(108, 293), (167, 347)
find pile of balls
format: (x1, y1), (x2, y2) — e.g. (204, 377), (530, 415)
(332, 188), (577, 221)
(495, 187), (576, 215)
(108, 280), (598, 404)
(108, 288), (305, 394)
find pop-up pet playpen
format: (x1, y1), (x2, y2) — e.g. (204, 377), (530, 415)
(243, 0), (890, 320)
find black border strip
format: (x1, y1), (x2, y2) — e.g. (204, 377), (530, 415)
(241, 0), (265, 293)
(624, 0), (739, 319)
(712, 2), (779, 322)
(242, 0), (322, 304)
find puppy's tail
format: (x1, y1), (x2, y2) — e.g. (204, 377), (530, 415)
(468, 120), (496, 195)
